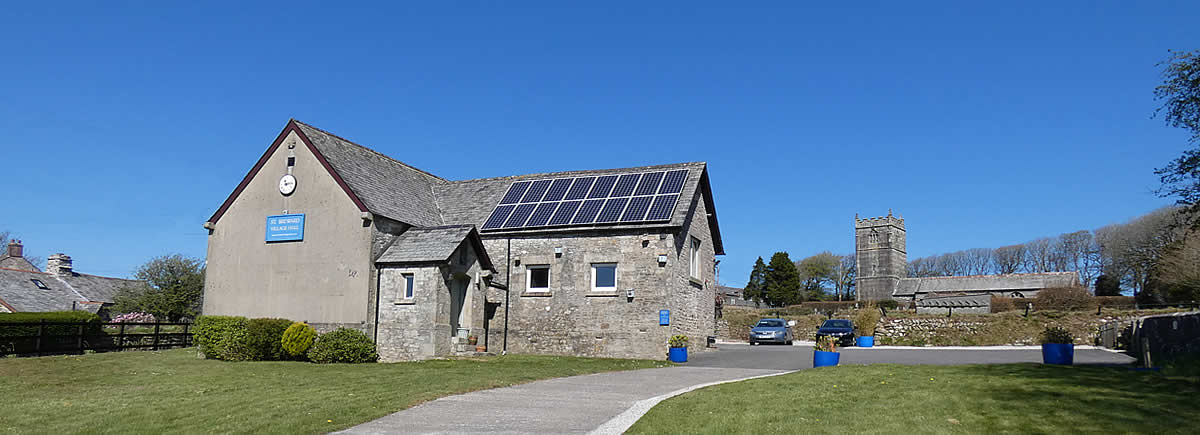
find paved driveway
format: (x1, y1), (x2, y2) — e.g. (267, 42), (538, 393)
(689, 343), (1136, 370)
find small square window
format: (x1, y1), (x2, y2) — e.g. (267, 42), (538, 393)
(31, 279), (48, 290)
(403, 273), (415, 299)
(592, 263), (617, 291)
(527, 265), (550, 292)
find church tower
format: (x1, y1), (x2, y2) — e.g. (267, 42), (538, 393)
(855, 210), (906, 301)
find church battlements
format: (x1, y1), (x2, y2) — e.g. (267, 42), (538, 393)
(855, 209), (905, 229)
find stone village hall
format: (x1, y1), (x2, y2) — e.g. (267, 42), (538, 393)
(203, 120), (723, 362)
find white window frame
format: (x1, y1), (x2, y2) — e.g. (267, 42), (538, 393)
(690, 236), (702, 279)
(591, 263), (618, 292)
(403, 273), (415, 300)
(526, 265), (550, 293)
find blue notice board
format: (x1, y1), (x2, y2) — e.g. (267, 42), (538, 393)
(659, 310), (670, 326)
(266, 214), (305, 242)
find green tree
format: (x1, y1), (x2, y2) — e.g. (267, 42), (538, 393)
(796, 252), (839, 301)
(764, 252), (802, 307)
(1094, 274), (1122, 297)
(743, 257), (767, 305)
(1154, 49), (1200, 213)
(112, 254), (205, 321)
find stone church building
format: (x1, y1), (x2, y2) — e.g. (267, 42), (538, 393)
(203, 120), (723, 362)
(855, 211), (1081, 306)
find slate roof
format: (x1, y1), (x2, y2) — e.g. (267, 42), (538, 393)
(376, 225), (495, 271)
(915, 294), (991, 308)
(894, 272), (1081, 297)
(0, 254), (39, 272)
(293, 121), (446, 227)
(0, 268), (138, 312)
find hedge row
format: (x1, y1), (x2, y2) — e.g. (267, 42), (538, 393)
(192, 315), (377, 363)
(992, 291), (1139, 313)
(0, 311), (102, 338)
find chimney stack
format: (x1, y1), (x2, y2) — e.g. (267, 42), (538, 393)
(46, 253), (73, 276)
(6, 240), (21, 258)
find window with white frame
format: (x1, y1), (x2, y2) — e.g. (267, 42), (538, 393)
(592, 263), (617, 292)
(403, 273), (415, 299)
(690, 236), (702, 279)
(526, 265), (550, 292)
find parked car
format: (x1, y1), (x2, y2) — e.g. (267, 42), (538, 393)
(749, 318), (793, 345)
(815, 319), (856, 346)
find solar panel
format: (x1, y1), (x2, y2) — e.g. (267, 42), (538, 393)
(646, 195), (678, 221)
(658, 170), (688, 194)
(548, 200), (582, 225)
(596, 198), (629, 223)
(588, 175), (618, 198)
(564, 177), (595, 200)
(481, 169), (689, 231)
(621, 196), (653, 222)
(504, 203), (537, 228)
(526, 202), (559, 227)
(634, 172), (664, 196)
(543, 178), (573, 201)
(521, 179), (552, 203)
(500, 181), (531, 205)
(483, 205), (516, 229)
(572, 199), (605, 224)
(610, 174), (641, 197)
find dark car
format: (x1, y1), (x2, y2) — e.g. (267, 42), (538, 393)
(749, 318), (794, 345)
(815, 319), (856, 346)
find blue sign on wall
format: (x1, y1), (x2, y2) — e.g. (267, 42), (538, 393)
(659, 310), (670, 326)
(266, 214), (305, 242)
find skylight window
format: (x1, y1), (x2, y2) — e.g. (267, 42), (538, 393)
(30, 279), (48, 289)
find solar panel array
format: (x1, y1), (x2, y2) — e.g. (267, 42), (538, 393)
(482, 169), (689, 230)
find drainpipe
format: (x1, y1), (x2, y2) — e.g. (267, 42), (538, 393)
(373, 267), (382, 343)
(503, 237), (511, 355)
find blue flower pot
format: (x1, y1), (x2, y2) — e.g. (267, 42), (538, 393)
(813, 350), (840, 368)
(668, 346), (688, 363)
(856, 336), (875, 347)
(1042, 343), (1074, 365)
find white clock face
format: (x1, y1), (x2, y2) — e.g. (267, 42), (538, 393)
(279, 174), (297, 196)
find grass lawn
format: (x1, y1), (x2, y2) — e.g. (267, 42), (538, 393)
(0, 348), (667, 434)
(628, 363), (1200, 434)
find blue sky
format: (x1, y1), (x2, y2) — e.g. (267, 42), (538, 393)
(1, 2), (1196, 285)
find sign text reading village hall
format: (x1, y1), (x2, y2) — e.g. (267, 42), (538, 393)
(266, 214), (305, 242)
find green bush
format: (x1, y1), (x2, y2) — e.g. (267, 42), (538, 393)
(192, 315), (248, 359)
(877, 300), (899, 310)
(243, 318), (293, 361)
(307, 328), (378, 363)
(281, 322), (317, 358)
(0, 311), (102, 338)
(1040, 326), (1074, 344)
(1097, 296), (1137, 310)
(668, 334), (689, 348)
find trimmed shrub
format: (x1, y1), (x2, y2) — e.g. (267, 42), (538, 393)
(0, 311), (102, 338)
(1097, 296), (1137, 310)
(854, 306), (881, 336)
(307, 328), (378, 363)
(1034, 287), (1096, 311)
(244, 318), (293, 361)
(877, 300), (899, 310)
(192, 315), (248, 359)
(787, 301), (861, 315)
(281, 322), (317, 358)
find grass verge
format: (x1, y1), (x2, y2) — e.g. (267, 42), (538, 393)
(627, 363), (1200, 434)
(0, 347), (667, 434)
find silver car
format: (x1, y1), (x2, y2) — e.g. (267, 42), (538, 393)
(749, 318), (794, 345)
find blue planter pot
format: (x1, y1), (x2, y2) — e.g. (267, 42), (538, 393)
(1042, 343), (1074, 365)
(813, 350), (840, 368)
(856, 336), (875, 347)
(668, 346), (688, 363)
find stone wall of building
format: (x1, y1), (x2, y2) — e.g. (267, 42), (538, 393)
(855, 214), (906, 301)
(481, 205), (716, 360)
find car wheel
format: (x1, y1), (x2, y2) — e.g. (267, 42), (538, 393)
(787, 340), (793, 345)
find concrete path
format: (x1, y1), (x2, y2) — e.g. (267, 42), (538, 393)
(337, 366), (786, 435)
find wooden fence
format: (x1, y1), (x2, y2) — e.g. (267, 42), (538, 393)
(0, 321), (192, 357)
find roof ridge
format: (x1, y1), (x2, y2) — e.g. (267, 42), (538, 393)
(446, 161), (707, 184)
(412, 224), (476, 230)
(292, 119), (448, 182)
(0, 267), (47, 274)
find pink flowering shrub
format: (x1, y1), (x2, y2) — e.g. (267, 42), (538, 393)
(111, 312), (157, 323)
